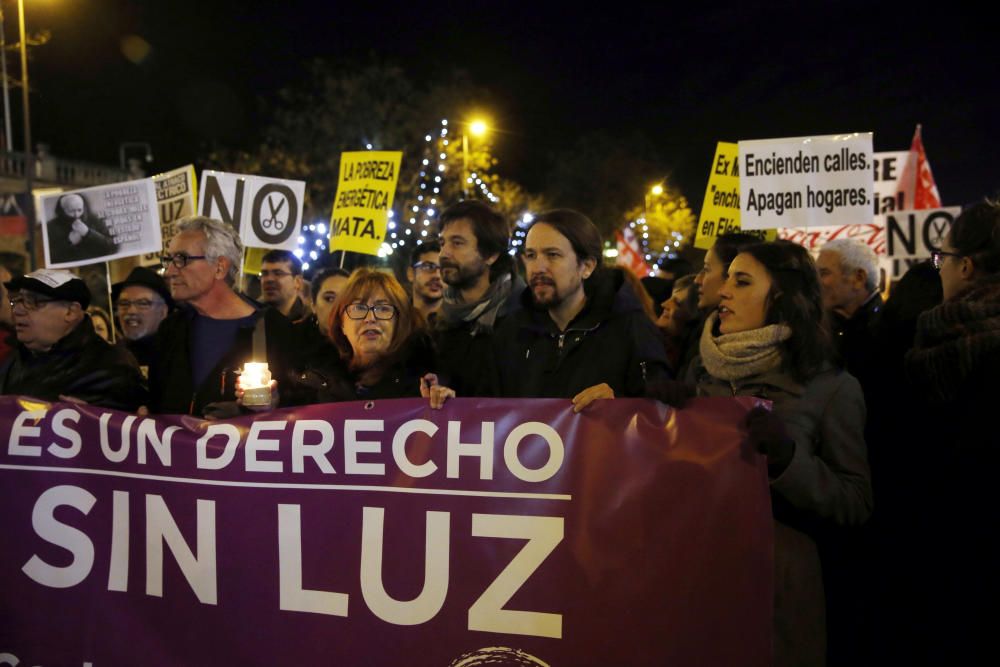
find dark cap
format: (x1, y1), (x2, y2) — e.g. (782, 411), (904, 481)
(4, 269), (91, 308)
(111, 266), (173, 308)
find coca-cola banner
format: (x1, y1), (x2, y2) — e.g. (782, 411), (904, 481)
(0, 396), (772, 667)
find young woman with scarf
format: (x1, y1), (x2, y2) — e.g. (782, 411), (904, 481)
(686, 240), (873, 667)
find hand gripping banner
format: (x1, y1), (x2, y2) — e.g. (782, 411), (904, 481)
(0, 396), (772, 667)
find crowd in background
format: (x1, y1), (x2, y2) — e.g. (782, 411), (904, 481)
(2, 197), (998, 666)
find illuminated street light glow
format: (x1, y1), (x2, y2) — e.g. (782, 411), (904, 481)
(469, 120), (488, 136)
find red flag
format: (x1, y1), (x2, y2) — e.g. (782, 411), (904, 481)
(910, 124), (942, 208)
(616, 228), (651, 276)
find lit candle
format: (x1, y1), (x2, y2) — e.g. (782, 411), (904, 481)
(240, 362), (272, 407)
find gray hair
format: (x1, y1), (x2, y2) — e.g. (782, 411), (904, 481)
(821, 238), (879, 292)
(176, 216), (243, 285)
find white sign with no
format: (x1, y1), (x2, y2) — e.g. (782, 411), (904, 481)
(198, 170), (306, 250)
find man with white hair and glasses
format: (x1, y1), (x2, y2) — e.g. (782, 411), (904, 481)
(146, 216), (295, 417)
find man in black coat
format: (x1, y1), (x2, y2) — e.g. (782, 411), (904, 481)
(433, 200), (524, 396)
(0, 269), (146, 410)
(817, 238), (883, 386)
(147, 216), (295, 417)
(425, 210), (671, 410)
(111, 265), (173, 377)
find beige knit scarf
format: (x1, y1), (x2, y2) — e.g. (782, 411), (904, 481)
(698, 312), (792, 382)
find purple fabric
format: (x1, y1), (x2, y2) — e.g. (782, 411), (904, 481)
(0, 395), (772, 667)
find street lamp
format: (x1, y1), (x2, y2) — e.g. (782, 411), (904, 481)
(462, 118), (488, 198)
(17, 0), (35, 269)
(1, 5), (13, 151)
(645, 183), (664, 216)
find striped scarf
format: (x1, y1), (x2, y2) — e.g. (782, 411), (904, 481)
(905, 274), (1000, 404)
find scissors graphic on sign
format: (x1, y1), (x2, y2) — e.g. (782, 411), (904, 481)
(262, 195), (287, 231)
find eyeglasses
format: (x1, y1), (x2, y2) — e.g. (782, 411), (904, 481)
(259, 269), (294, 279)
(412, 261), (441, 274)
(117, 298), (163, 311)
(345, 303), (397, 320)
(931, 250), (963, 270)
(160, 253), (208, 269)
(9, 293), (59, 311)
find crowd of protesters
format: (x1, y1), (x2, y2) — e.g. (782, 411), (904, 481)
(1, 197), (998, 665)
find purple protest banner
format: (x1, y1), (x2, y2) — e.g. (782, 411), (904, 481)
(0, 395), (772, 666)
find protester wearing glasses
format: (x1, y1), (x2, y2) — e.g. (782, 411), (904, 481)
(406, 240), (443, 324)
(111, 266), (173, 376)
(896, 200), (1000, 662)
(259, 249), (311, 322)
(146, 216), (295, 417)
(686, 241), (872, 667)
(0, 269), (145, 409)
(291, 269), (435, 403)
(909, 199), (1000, 409)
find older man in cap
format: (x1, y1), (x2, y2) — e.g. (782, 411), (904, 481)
(0, 269), (146, 409)
(112, 265), (173, 374)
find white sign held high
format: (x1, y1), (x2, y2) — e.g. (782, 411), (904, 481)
(198, 170), (306, 250)
(739, 133), (874, 229)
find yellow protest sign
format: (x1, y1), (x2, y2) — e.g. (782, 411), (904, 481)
(696, 142), (775, 249)
(243, 247), (266, 275)
(329, 151), (403, 256)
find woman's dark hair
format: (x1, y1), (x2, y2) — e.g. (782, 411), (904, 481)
(713, 232), (763, 273)
(948, 199), (1000, 277)
(740, 240), (833, 382)
(310, 268), (350, 304)
(525, 209), (604, 268)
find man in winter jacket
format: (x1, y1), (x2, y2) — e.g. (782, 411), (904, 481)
(496, 209), (671, 410)
(111, 265), (173, 377)
(425, 209), (671, 410)
(433, 200), (524, 396)
(0, 269), (146, 410)
(147, 216), (295, 417)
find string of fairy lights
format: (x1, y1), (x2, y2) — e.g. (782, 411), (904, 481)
(293, 118), (509, 268)
(627, 216), (687, 268)
(294, 118), (693, 272)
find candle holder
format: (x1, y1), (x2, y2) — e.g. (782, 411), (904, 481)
(240, 362), (272, 407)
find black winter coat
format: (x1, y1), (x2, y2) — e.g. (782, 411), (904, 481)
(0, 316), (146, 410)
(291, 332), (437, 403)
(492, 268), (671, 398)
(147, 302), (297, 416)
(433, 276), (523, 397)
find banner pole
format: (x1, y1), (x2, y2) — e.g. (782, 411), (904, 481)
(104, 260), (116, 344)
(338, 249), (346, 270)
(238, 248), (247, 293)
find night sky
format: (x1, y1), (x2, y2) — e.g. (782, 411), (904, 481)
(16, 0), (998, 211)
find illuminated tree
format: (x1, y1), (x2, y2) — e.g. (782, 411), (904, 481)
(624, 181), (697, 265)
